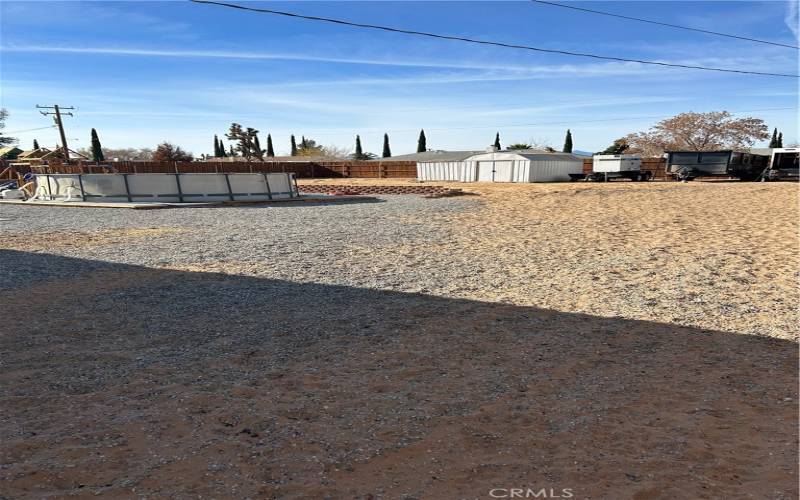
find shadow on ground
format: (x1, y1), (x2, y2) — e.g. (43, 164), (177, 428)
(0, 250), (796, 499)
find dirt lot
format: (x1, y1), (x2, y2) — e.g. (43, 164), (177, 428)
(1, 181), (797, 499)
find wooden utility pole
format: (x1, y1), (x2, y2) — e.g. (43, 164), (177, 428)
(36, 105), (74, 163)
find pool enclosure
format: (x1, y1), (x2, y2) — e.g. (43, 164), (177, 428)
(31, 172), (299, 203)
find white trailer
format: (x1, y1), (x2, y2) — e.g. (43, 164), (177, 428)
(571, 154), (650, 181)
(593, 154), (641, 173)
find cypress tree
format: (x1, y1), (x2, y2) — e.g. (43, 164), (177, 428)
(382, 133), (391, 158)
(266, 134), (274, 157)
(354, 135), (363, 159)
(290, 135), (297, 156)
(777, 132), (783, 148)
(769, 128), (778, 148)
(494, 132), (501, 150)
(562, 129), (573, 153)
(90, 128), (104, 162)
(417, 129), (426, 153)
(253, 133), (262, 158)
(33, 139), (40, 150)
(213, 135), (219, 157)
(229, 145), (235, 157)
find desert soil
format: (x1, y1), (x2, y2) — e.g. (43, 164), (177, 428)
(0, 180), (797, 499)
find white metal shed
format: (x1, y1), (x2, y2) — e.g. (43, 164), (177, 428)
(417, 150), (584, 183)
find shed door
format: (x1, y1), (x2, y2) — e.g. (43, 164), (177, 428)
(477, 160), (513, 182)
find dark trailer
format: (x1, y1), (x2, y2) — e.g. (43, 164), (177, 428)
(665, 150), (769, 181)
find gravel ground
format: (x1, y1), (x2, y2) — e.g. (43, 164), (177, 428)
(0, 196), (479, 291)
(0, 183), (797, 498)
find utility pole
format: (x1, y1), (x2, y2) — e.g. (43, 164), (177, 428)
(37, 105), (74, 163)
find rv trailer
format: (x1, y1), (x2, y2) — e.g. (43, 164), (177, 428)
(665, 150), (769, 181)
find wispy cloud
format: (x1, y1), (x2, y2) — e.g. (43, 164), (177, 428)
(4, 44), (793, 82)
(786, 0), (799, 40)
(0, 45), (658, 77)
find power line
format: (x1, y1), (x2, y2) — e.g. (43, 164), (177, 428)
(3, 125), (57, 134)
(532, 0), (799, 50)
(189, 0), (799, 78)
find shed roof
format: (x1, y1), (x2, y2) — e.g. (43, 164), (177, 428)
(514, 151), (585, 162)
(389, 150), (483, 162)
(467, 150), (585, 162)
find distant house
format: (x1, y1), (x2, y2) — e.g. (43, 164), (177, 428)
(370, 150), (483, 162)
(0, 146), (23, 160)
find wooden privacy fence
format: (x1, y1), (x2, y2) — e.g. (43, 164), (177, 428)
(23, 160), (418, 179)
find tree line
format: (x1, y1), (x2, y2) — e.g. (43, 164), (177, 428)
(2, 108), (792, 163)
(210, 126), (577, 160)
(213, 124), (400, 161)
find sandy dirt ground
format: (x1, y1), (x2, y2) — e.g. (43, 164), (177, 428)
(302, 179), (798, 340)
(1, 181), (798, 499)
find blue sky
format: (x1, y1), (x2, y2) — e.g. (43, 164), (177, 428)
(1, 1), (798, 156)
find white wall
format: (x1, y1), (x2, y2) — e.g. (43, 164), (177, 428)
(468, 152), (581, 183)
(417, 152), (583, 183)
(527, 160), (582, 182)
(417, 161), (477, 182)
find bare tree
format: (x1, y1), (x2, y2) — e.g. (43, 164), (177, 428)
(624, 111), (769, 156)
(153, 142), (193, 162)
(318, 144), (350, 159)
(77, 147), (154, 161)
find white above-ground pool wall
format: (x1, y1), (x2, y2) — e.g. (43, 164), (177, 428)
(34, 173), (298, 202)
(416, 161), (477, 182)
(127, 174), (181, 202)
(34, 174), (131, 202)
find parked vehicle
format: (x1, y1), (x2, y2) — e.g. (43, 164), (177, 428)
(665, 150), (768, 181)
(762, 148), (799, 181)
(569, 154), (651, 181)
